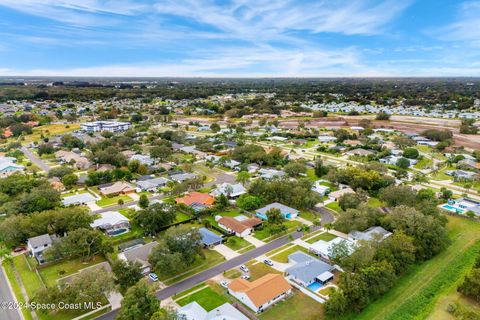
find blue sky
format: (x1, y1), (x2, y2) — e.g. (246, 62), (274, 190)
(0, 0), (479, 77)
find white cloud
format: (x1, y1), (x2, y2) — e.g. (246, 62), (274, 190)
(436, 1), (480, 46)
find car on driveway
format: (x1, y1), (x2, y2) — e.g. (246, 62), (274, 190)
(241, 274), (250, 280)
(220, 280), (229, 288)
(148, 273), (159, 282)
(240, 265), (249, 273)
(264, 259), (274, 266)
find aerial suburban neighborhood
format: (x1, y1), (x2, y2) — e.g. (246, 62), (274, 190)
(0, 77), (479, 320)
(1, 1), (480, 320)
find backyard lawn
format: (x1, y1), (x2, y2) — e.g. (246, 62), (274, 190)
(305, 232), (337, 244)
(259, 289), (325, 320)
(253, 220), (301, 241)
(176, 285), (229, 311)
(96, 194), (133, 207)
(38, 256), (107, 287)
(340, 215), (480, 320)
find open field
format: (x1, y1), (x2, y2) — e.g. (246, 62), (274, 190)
(341, 215), (480, 320)
(259, 289), (325, 320)
(22, 124), (80, 143)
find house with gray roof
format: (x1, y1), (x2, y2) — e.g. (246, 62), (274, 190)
(285, 251), (335, 287)
(348, 226), (392, 242)
(27, 234), (56, 264)
(210, 183), (246, 198)
(119, 241), (158, 274)
(258, 168), (285, 180)
(177, 301), (249, 320)
(170, 172), (198, 183)
(62, 193), (97, 206)
(256, 202), (299, 220)
(136, 177), (169, 192)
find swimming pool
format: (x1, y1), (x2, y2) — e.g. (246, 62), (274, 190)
(441, 204), (466, 214)
(307, 282), (323, 292)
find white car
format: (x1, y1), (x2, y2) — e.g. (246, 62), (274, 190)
(241, 274), (250, 280)
(220, 280), (229, 288)
(240, 265), (249, 273)
(148, 273), (159, 282)
(264, 259), (274, 266)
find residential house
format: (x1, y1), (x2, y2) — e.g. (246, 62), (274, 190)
(176, 192), (215, 211)
(99, 181), (135, 197)
(210, 183), (247, 198)
(227, 274), (293, 313)
(0, 157), (25, 177)
(457, 159), (479, 172)
(309, 236), (355, 260)
(328, 187), (355, 201)
(62, 193), (97, 206)
(348, 226), (392, 242)
(256, 202), (299, 220)
(27, 234), (55, 264)
(445, 170), (478, 180)
(285, 251), (335, 287)
(318, 135), (337, 143)
(130, 154), (157, 166)
(345, 148), (374, 157)
(258, 168), (285, 180)
(90, 211), (130, 236)
(199, 227), (223, 247)
(119, 241), (158, 274)
(177, 301), (249, 320)
(223, 159), (241, 170)
(217, 216), (262, 237)
(136, 177), (169, 192)
(311, 181), (330, 196)
(247, 163), (260, 174)
(170, 172), (198, 183)
(380, 155), (417, 167)
(55, 150), (92, 170)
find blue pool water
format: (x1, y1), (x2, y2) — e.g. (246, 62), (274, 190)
(307, 282), (323, 292)
(441, 204), (465, 214)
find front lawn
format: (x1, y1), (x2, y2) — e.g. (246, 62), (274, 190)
(299, 210), (321, 222)
(245, 261), (281, 281)
(258, 289), (325, 320)
(306, 232), (337, 244)
(160, 249), (225, 285)
(176, 286), (229, 311)
(268, 245), (313, 263)
(325, 201), (342, 212)
(414, 157), (433, 169)
(224, 236), (253, 251)
(253, 220), (302, 241)
(96, 194), (133, 207)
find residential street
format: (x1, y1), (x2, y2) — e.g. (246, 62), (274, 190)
(95, 227), (321, 320)
(20, 146), (51, 172)
(0, 266), (22, 320)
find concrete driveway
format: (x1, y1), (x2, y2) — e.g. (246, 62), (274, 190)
(213, 244), (240, 260)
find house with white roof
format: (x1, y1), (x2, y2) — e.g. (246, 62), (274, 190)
(177, 301), (249, 320)
(210, 183), (247, 198)
(348, 226), (392, 242)
(258, 168), (285, 180)
(62, 193), (97, 206)
(0, 157), (25, 177)
(285, 251), (335, 287)
(256, 202), (299, 220)
(90, 211), (130, 236)
(309, 236), (355, 260)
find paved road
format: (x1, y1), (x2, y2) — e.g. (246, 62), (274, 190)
(313, 206), (335, 225)
(0, 266), (22, 320)
(95, 227), (321, 320)
(20, 146), (51, 172)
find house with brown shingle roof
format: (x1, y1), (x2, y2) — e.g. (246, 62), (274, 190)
(227, 274), (292, 313)
(217, 216), (262, 237)
(99, 181), (135, 197)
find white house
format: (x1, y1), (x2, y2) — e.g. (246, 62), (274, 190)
(27, 234), (55, 264)
(0, 157), (25, 177)
(309, 236), (355, 260)
(210, 183), (247, 198)
(90, 211), (130, 236)
(311, 181), (330, 196)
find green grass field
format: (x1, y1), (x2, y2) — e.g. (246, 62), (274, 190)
(96, 194), (133, 207)
(305, 232), (337, 244)
(224, 236), (252, 251)
(341, 215), (480, 320)
(176, 286), (229, 311)
(259, 289), (324, 320)
(268, 245), (312, 263)
(38, 256), (106, 287)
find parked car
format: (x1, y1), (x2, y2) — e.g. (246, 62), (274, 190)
(148, 273), (159, 282)
(13, 246), (26, 253)
(264, 259), (274, 266)
(240, 265), (249, 273)
(220, 280), (229, 288)
(241, 274), (250, 280)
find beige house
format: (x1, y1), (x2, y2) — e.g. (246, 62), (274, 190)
(99, 181), (135, 197)
(55, 150), (92, 170)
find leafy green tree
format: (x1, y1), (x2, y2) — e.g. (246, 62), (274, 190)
(138, 194), (149, 209)
(117, 281), (160, 320)
(375, 112), (390, 120)
(61, 173), (78, 189)
(458, 268), (480, 301)
(396, 157), (410, 169)
(403, 148), (419, 159)
(112, 259), (143, 293)
(314, 158), (329, 177)
(338, 193), (365, 211)
(236, 171), (250, 184)
(236, 194), (263, 210)
(150, 145), (172, 161)
(134, 203), (176, 234)
(284, 161), (307, 177)
(210, 123), (220, 132)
